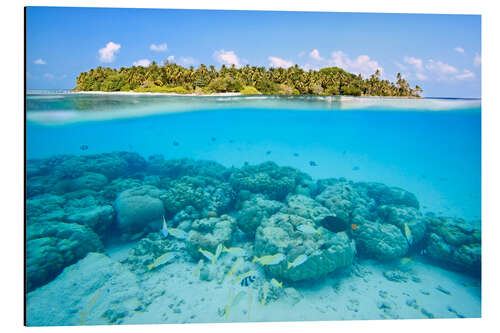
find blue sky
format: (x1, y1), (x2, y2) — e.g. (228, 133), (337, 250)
(26, 7), (481, 97)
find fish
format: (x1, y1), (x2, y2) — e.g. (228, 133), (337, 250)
(352, 166), (360, 171)
(229, 139), (234, 143)
(319, 215), (350, 233)
(252, 253), (286, 266)
(400, 257), (412, 265)
(309, 161), (317, 166)
(404, 223), (414, 246)
(293, 153), (299, 157)
(206, 211), (217, 217)
(223, 246), (248, 257)
(270, 278), (283, 289)
(228, 257), (243, 276)
(198, 248), (215, 262)
(213, 243), (223, 264)
(79, 289), (102, 324)
(80, 145), (88, 151)
(173, 141), (179, 146)
(161, 216), (169, 238)
(240, 275), (256, 287)
(351, 223), (358, 231)
(225, 290), (245, 319)
(211, 137), (216, 142)
(297, 224), (321, 235)
(288, 254), (308, 269)
(248, 286), (252, 319)
(261, 282), (269, 306)
(147, 252), (176, 271)
(168, 228), (190, 240)
(193, 259), (203, 277)
(266, 150), (272, 155)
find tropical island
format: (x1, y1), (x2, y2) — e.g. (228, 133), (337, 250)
(74, 62), (423, 97)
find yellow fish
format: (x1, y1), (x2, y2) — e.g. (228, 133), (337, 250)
(213, 243), (223, 264)
(223, 246), (248, 257)
(404, 223), (414, 246)
(400, 257), (413, 265)
(198, 248), (215, 262)
(228, 257), (243, 276)
(252, 253), (286, 266)
(193, 259), (203, 277)
(287, 254), (308, 269)
(225, 290), (245, 319)
(261, 282), (269, 306)
(147, 252), (176, 270)
(270, 278), (283, 288)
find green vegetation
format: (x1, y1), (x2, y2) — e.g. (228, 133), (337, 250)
(74, 61), (422, 97)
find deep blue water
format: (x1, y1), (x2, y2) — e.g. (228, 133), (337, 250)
(26, 93), (481, 220)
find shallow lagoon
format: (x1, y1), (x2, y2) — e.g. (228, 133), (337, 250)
(25, 93), (481, 325)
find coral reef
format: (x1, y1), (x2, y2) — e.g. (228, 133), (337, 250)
(26, 221), (103, 292)
(114, 185), (165, 237)
(424, 216), (481, 275)
(237, 195), (284, 235)
(185, 215), (237, 260)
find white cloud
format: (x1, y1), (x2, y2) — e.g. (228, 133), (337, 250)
(98, 42), (121, 63)
(456, 69), (475, 80)
(454, 47), (465, 54)
(166, 55), (175, 62)
(415, 72), (428, 81)
(133, 59), (151, 67)
(404, 56), (423, 71)
(474, 53), (481, 67)
(150, 43), (167, 52)
(395, 62), (407, 71)
(309, 49), (323, 61)
(34, 58), (46, 65)
(213, 50), (241, 68)
(43, 73), (55, 79)
(268, 56), (294, 69)
(180, 56), (198, 66)
(329, 51), (382, 77)
(426, 60), (458, 75)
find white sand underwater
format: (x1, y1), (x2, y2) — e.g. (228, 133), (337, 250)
(103, 242), (480, 325)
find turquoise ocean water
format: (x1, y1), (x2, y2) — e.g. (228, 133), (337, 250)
(27, 92), (481, 220)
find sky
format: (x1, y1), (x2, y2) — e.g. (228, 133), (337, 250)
(26, 7), (481, 98)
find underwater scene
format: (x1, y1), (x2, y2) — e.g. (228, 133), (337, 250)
(25, 92), (481, 325)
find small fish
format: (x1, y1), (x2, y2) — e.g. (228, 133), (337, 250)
(309, 161), (317, 166)
(400, 257), (413, 265)
(288, 254), (308, 269)
(211, 137), (216, 142)
(261, 282), (269, 306)
(229, 139), (234, 143)
(168, 228), (189, 240)
(147, 252), (176, 271)
(319, 216), (350, 233)
(223, 246), (248, 257)
(206, 211), (217, 217)
(293, 153), (299, 157)
(241, 275), (256, 287)
(351, 223), (358, 231)
(342, 150), (346, 155)
(228, 257), (243, 276)
(404, 223), (414, 246)
(225, 290), (245, 319)
(173, 141), (179, 146)
(213, 243), (223, 264)
(161, 216), (169, 238)
(297, 224), (321, 235)
(352, 166), (360, 171)
(252, 253), (286, 266)
(193, 259), (203, 277)
(270, 278), (283, 289)
(199, 248), (215, 262)
(80, 145), (89, 151)
(266, 150), (272, 155)
(79, 290), (102, 324)
(248, 286), (252, 319)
